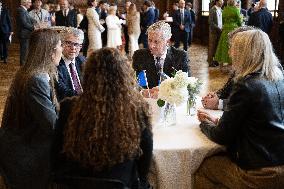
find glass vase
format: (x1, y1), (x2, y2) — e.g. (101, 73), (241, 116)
(187, 95), (196, 116)
(161, 102), (176, 127)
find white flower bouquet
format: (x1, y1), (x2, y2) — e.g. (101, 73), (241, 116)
(157, 71), (200, 107)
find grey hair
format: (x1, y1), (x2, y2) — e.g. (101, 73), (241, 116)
(227, 0), (237, 6)
(60, 27), (84, 44)
(146, 21), (172, 40)
(21, 0), (30, 4)
(228, 26), (255, 45)
(231, 30), (283, 81)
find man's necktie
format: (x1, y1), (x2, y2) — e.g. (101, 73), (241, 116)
(64, 10), (67, 17)
(69, 63), (82, 94)
(155, 57), (162, 74)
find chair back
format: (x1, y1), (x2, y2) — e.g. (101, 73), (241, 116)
(54, 176), (129, 189)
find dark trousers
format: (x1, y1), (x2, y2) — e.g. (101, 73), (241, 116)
(19, 38), (29, 66)
(123, 25), (129, 54)
(140, 31), (148, 48)
(174, 30), (189, 51)
(0, 32), (9, 60)
(82, 32), (89, 57)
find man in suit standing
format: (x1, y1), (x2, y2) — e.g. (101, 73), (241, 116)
(248, 0), (272, 34)
(56, 27), (86, 101)
(133, 21), (190, 98)
(55, 0), (77, 27)
(17, 0), (36, 65)
(208, 0), (223, 67)
(140, 0), (155, 48)
(0, 0), (12, 64)
(172, 0), (192, 51)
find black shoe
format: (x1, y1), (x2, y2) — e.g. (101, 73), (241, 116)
(209, 61), (219, 67)
(3, 59), (7, 64)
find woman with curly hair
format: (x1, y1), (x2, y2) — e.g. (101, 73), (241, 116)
(54, 47), (153, 188)
(0, 28), (62, 189)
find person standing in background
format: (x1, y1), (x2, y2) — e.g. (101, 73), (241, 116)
(29, 0), (51, 27)
(214, 0), (242, 68)
(17, 0), (36, 66)
(106, 6), (122, 48)
(126, 3), (140, 58)
(172, 0), (192, 51)
(55, 0), (77, 27)
(0, 0), (12, 64)
(86, 0), (104, 56)
(248, 0), (272, 34)
(208, 0), (223, 67)
(140, 0), (155, 48)
(186, 2), (195, 47)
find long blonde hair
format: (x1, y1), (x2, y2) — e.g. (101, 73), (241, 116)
(231, 30), (283, 81)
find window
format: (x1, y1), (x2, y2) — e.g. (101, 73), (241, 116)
(267, 0), (279, 17)
(202, 0), (211, 16)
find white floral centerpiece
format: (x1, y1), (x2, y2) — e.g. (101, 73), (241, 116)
(157, 71), (190, 107)
(156, 71), (201, 126)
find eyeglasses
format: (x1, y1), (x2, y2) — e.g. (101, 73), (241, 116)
(64, 41), (82, 48)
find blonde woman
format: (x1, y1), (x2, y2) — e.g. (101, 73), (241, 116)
(196, 29), (284, 188)
(86, 0), (104, 56)
(126, 3), (140, 57)
(106, 6), (122, 48)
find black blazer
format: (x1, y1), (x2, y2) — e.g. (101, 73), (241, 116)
(200, 73), (284, 169)
(132, 46), (190, 89)
(16, 6), (35, 39)
(55, 9), (77, 27)
(248, 8), (273, 34)
(0, 7), (12, 38)
(56, 55), (85, 101)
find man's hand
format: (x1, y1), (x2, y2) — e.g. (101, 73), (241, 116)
(141, 87), (159, 99)
(201, 92), (219, 110)
(197, 110), (219, 125)
(180, 24), (185, 30)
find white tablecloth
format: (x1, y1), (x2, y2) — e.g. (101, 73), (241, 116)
(145, 98), (225, 189)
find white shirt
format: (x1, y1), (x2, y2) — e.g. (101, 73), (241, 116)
(62, 56), (82, 91)
(216, 6), (222, 29)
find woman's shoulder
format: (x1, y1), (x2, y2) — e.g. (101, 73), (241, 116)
(28, 73), (50, 89)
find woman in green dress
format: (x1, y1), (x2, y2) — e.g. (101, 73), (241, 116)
(214, 0), (242, 66)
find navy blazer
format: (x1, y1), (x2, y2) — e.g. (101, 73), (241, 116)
(55, 9), (77, 27)
(16, 6), (35, 39)
(172, 9), (192, 32)
(248, 8), (273, 34)
(56, 55), (85, 101)
(0, 7), (12, 37)
(141, 8), (155, 32)
(132, 46), (190, 89)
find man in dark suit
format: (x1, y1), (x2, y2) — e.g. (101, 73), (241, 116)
(55, 0), (77, 27)
(0, 1), (12, 64)
(17, 0), (36, 65)
(248, 0), (273, 34)
(140, 1), (155, 48)
(56, 28), (86, 101)
(172, 0), (192, 51)
(133, 21), (190, 98)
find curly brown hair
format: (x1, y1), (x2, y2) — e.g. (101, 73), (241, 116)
(62, 48), (151, 171)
